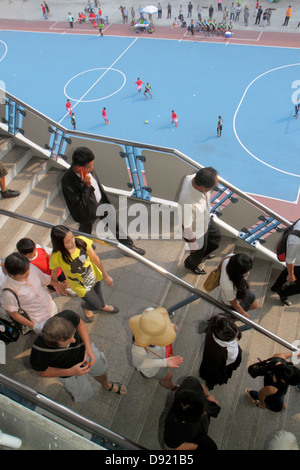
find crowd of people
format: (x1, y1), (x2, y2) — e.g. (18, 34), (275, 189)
(0, 156), (299, 450)
(37, 1), (298, 37)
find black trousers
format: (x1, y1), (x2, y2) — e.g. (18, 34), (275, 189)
(184, 218), (221, 269)
(272, 265), (300, 298)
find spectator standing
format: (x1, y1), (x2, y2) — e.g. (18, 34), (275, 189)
(217, 0), (222, 12)
(178, 167), (220, 275)
(119, 5), (125, 23)
(178, 5), (183, 21)
(157, 3), (162, 18)
(2, 253), (59, 333)
(196, 5), (202, 20)
(199, 314), (242, 390)
(41, 3), (47, 19)
(230, 3), (235, 20)
(167, 2), (171, 19)
(255, 5), (262, 25)
(208, 4), (214, 21)
(246, 353), (300, 412)
(68, 12), (74, 28)
(16, 237), (66, 290)
(271, 219), (300, 305)
(187, 1), (193, 18)
(235, 4), (241, 21)
(131, 7), (135, 23)
(219, 253), (258, 329)
(163, 376), (219, 451)
(283, 6), (292, 26)
(49, 225), (119, 322)
(129, 307), (183, 391)
(61, 147), (145, 254)
(30, 310), (126, 402)
(244, 6), (249, 26)
(123, 7), (128, 23)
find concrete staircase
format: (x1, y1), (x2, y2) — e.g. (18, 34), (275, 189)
(0, 135), (299, 450)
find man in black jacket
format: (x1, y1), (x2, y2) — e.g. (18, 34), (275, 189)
(61, 146), (145, 255)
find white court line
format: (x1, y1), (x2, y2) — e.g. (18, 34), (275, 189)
(233, 62), (300, 178)
(58, 37), (137, 124)
(0, 40), (8, 62)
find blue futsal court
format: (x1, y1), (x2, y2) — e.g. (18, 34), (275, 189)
(0, 30), (300, 204)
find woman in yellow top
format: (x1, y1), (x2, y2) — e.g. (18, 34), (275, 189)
(49, 225), (118, 322)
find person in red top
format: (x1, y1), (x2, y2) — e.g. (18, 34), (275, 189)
(102, 107), (110, 124)
(66, 99), (72, 115)
(16, 238), (66, 291)
(135, 78), (144, 93)
(171, 110), (178, 127)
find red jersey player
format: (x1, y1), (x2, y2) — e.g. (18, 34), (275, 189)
(102, 107), (110, 124)
(66, 99), (72, 115)
(135, 78), (144, 92)
(171, 110), (178, 127)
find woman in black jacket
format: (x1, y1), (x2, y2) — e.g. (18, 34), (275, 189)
(199, 314), (242, 390)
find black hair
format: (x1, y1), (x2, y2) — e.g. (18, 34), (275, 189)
(50, 225), (87, 264)
(71, 147), (95, 167)
(16, 238), (36, 255)
(194, 167), (218, 188)
(4, 252), (30, 276)
(226, 253), (253, 300)
(274, 363), (300, 386)
(210, 314), (240, 341)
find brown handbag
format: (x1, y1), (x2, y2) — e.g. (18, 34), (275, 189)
(203, 255), (231, 292)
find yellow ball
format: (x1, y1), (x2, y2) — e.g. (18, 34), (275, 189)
(145, 120), (148, 124)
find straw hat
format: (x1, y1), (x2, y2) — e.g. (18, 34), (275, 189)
(129, 307), (176, 348)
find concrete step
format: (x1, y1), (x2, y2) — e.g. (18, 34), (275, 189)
(0, 144), (32, 188)
(0, 159), (64, 257)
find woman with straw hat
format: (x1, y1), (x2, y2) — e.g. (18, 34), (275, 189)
(129, 308), (183, 391)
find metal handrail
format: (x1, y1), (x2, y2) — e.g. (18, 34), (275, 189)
(0, 208), (297, 353)
(1, 89), (292, 227)
(0, 374), (144, 450)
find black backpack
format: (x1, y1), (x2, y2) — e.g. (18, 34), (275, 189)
(0, 317), (20, 344)
(276, 220), (300, 262)
(248, 357), (286, 378)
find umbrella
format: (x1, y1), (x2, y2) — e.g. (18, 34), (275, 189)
(142, 5), (158, 15)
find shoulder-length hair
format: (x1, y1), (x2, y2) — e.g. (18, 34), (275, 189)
(226, 253), (253, 300)
(50, 225), (87, 264)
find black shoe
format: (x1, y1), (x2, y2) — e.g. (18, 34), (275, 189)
(184, 262), (206, 275)
(280, 295), (292, 306)
(130, 245), (146, 256)
(1, 189), (20, 198)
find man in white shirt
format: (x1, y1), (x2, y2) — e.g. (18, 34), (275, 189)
(178, 167), (220, 274)
(2, 253), (58, 333)
(271, 219), (300, 306)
